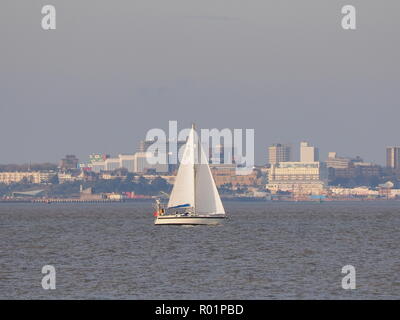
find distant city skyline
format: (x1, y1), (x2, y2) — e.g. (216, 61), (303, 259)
(1, 1), (399, 165)
(0, 134), (399, 167)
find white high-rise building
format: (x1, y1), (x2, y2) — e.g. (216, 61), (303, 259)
(300, 141), (319, 162)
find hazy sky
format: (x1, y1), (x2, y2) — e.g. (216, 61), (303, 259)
(1, 0), (399, 165)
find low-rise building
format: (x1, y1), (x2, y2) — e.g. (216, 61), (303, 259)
(326, 152), (353, 169)
(0, 171), (56, 184)
(209, 164), (260, 187)
(326, 153), (381, 182)
(57, 172), (84, 183)
(353, 162), (381, 177)
(89, 152), (168, 174)
(329, 186), (379, 197)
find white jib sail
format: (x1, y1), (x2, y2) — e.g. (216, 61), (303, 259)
(195, 141), (225, 215)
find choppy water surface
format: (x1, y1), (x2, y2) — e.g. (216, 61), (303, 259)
(1, 201), (400, 299)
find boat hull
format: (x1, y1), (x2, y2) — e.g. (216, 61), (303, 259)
(154, 214), (225, 225)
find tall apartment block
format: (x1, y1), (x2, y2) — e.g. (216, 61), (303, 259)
(386, 146), (400, 169)
(268, 144), (291, 165)
(300, 141), (319, 162)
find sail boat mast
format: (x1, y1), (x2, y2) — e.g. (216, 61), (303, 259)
(192, 123), (197, 214)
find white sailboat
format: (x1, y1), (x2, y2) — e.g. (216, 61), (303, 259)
(154, 124), (226, 225)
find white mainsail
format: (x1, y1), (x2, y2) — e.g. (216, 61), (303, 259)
(167, 127), (196, 208)
(167, 125), (225, 215)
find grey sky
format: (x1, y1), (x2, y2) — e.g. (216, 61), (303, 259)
(1, 0), (399, 165)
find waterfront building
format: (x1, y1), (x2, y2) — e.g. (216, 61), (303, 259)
(329, 186), (379, 197)
(300, 141), (319, 162)
(268, 144), (291, 165)
(267, 161), (328, 194)
(57, 172), (84, 183)
(327, 152), (381, 181)
(88, 152), (168, 174)
(353, 162), (382, 177)
(99, 172), (119, 180)
(209, 164), (260, 187)
(326, 152), (357, 181)
(0, 171), (56, 184)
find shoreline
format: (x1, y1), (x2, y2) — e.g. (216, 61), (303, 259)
(0, 197), (399, 204)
